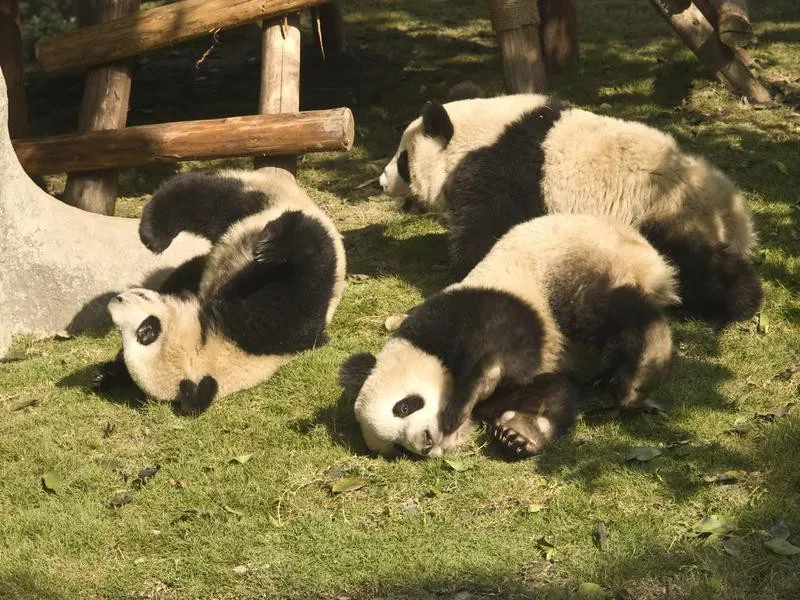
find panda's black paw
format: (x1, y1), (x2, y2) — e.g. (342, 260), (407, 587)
(90, 359), (133, 390)
(486, 411), (545, 459)
(175, 376), (218, 417)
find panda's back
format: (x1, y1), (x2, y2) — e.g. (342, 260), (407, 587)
(461, 215), (678, 313)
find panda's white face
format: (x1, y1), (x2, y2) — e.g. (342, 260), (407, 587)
(379, 116), (451, 211)
(108, 288), (170, 359)
(354, 338), (458, 457)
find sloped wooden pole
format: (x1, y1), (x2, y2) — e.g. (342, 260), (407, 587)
(63, 0), (140, 215)
(0, 0), (27, 138)
(647, 0), (769, 104)
(36, 0), (328, 73)
(254, 13), (301, 175)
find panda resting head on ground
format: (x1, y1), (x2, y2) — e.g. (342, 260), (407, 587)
(98, 170), (346, 414)
(340, 214), (678, 458)
(379, 93), (762, 330)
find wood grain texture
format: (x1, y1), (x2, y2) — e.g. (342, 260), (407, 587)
(538, 0), (579, 74)
(63, 0), (140, 215)
(708, 0), (751, 48)
(13, 108), (355, 175)
(648, 0), (768, 104)
(495, 25), (548, 93)
(36, 0), (327, 72)
(254, 13), (301, 174)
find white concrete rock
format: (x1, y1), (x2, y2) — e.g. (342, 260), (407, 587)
(0, 67), (209, 358)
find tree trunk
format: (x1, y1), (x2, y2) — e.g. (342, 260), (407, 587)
(538, 0), (579, 74)
(313, 2), (346, 62)
(63, 0), (140, 215)
(0, 0), (27, 138)
(487, 0), (548, 93)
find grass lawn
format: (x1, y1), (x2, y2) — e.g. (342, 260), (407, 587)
(2, 0), (800, 598)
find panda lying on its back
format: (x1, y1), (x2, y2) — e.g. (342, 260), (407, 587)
(380, 93), (762, 330)
(340, 215), (678, 458)
(96, 170), (346, 414)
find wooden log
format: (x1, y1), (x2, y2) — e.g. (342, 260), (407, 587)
(254, 13), (301, 175)
(487, 0), (548, 93)
(13, 108), (355, 175)
(35, 0), (328, 73)
(63, 0), (140, 216)
(709, 0), (751, 48)
(694, 0), (755, 67)
(538, 0), (579, 74)
(0, 0), (27, 138)
(313, 2), (346, 62)
(647, 0), (769, 104)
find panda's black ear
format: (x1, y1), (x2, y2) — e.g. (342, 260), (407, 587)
(421, 102), (454, 145)
(339, 352), (377, 397)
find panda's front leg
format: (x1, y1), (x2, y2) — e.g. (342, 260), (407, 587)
(474, 373), (579, 458)
(90, 350), (135, 390)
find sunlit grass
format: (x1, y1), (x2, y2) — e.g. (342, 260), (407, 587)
(2, 0), (799, 598)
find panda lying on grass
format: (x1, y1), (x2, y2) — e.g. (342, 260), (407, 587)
(95, 170), (346, 415)
(380, 92), (762, 330)
(340, 214), (678, 458)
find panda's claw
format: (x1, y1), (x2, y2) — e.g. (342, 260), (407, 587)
(487, 421), (540, 459)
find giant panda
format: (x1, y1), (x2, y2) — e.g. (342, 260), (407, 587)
(96, 170), (347, 414)
(339, 214), (678, 458)
(379, 94), (762, 330)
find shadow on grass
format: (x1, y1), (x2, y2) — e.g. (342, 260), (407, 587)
(56, 361), (147, 410)
(344, 223), (450, 296)
(0, 571), (73, 600)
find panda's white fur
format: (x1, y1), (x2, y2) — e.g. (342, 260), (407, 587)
(342, 214), (677, 458)
(379, 94), (761, 328)
(380, 95), (551, 209)
(103, 171), (346, 413)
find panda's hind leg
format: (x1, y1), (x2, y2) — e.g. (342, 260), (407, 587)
(596, 288), (673, 409)
(641, 223), (763, 328)
(475, 373), (579, 458)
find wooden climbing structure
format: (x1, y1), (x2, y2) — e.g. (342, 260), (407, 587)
(4, 0), (349, 215)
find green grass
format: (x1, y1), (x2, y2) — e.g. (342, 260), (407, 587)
(3, 1), (800, 598)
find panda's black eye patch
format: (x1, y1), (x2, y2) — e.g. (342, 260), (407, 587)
(397, 150), (410, 183)
(393, 394), (424, 418)
(136, 315), (161, 346)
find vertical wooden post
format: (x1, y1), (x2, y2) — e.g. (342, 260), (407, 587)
(62, 0), (140, 215)
(254, 13), (301, 176)
(647, 0), (769, 104)
(313, 2), (346, 62)
(487, 0), (548, 94)
(0, 0), (27, 138)
(538, 0), (579, 74)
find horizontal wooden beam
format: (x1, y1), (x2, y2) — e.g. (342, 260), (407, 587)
(13, 108), (355, 175)
(36, 0), (327, 73)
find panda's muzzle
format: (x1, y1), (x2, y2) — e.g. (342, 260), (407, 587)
(420, 429), (435, 455)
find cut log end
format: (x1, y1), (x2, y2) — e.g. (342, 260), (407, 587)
(718, 17), (752, 48)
